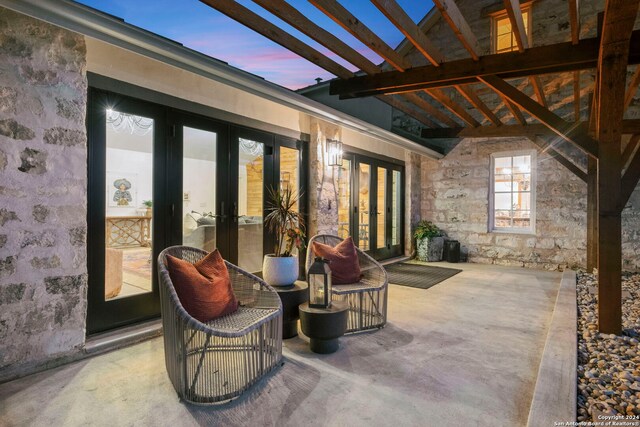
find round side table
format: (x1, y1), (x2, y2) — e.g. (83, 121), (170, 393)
(299, 301), (348, 354)
(275, 281), (309, 339)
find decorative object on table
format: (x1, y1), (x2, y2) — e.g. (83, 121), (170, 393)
(414, 220), (445, 262)
(158, 245), (282, 404)
(307, 256), (332, 308)
(384, 263), (461, 290)
(262, 186), (305, 287)
(275, 281), (309, 339)
(142, 199), (152, 217)
(299, 300), (348, 354)
(306, 235), (388, 333)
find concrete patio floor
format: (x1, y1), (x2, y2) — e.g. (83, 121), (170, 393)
(0, 263), (562, 427)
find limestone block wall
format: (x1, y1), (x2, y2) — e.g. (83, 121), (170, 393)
(421, 138), (640, 271)
(0, 9), (88, 378)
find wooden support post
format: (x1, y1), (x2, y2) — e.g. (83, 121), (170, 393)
(586, 157), (598, 272)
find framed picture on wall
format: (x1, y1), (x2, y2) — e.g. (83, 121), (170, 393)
(107, 172), (138, 208)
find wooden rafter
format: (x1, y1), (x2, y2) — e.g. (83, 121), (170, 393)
(420, 119), (640, 139)
(623, 65), (640, 110)
(309, 0), (479, 127)
(402, 93), (459, 128)
(594, 0), (640, 334)
(569, 0), (580, 44)
(330, 31), (640, 97)
(529, 76), (548, 107)
(621, 144), (640, 206)
(574, 71), (581, 120)
(371, 0), (491, 127)
(432, 0), (480, 60)
(528, 136), (587, 182)
(503, 0), (529, 52)
(622, 134), (640, 168)
(455, 84), (502, 126)
(478, 75), (599, 156)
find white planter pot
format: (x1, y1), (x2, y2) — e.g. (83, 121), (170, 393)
(262, 255), (299, 287)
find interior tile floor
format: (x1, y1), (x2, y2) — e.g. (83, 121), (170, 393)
(0, 262), (561, 427)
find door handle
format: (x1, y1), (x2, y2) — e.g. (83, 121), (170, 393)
(219, 202), (227, 223)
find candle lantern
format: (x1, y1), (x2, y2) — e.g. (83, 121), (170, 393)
(307, 257), (332, 308)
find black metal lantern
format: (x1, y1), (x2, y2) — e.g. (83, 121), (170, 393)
(307, 257), (332, 308)
(326, 138), (343, 167)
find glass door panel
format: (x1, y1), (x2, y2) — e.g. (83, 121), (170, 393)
(182, 126), (217, 252)
(337, 158), (352, 240)
(376, 167), (387, 250)
(392, 170), (401, 246)
(357, 163), (371, 251)
(238, 137), (265, 273)
(104, 109), (154, 300)
(279, 145), (300, 257)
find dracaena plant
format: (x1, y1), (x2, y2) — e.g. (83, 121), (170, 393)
(264, 186), (306, 257)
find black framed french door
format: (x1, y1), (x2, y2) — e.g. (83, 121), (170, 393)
(348, 153), (404, 260)
(86, 89), (170, 334)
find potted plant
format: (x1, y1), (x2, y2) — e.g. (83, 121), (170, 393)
(142, 200), (152, 217)
(262, 186), (305, 286)
(414, 220), (445, 262)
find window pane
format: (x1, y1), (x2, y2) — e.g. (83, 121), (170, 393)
(238, 138), (264, 273)
(392, 170), (401, 246)
(494, 210), (511, 228)
(182, 127), (217, 253)
(377, 167), (387, 249)
(492, 154), (534, 231)
(495, 192), (512, 210)
(358, 163), (371, 251)
(512, 173), (531, 191)
(337, 159), (351, 240)
(105, 109), (153, 300)
(494, 174), (512, 192)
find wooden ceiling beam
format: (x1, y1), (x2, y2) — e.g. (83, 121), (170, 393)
(622, 134), (640, 169)
(574, 71), (581, 120)
(621, 142), (640, 205)
(529, 136), (587, 182)
(309, 0), (475, 127)
(370, 0), (444, 66)
(382, 95), (442, 129)
(401, 93), (459, 127)
(623, 65), (640, 110)
(455, 84), (502, 126)
(433, 0), (480, 59)
(569, 0), (580, 45)
(330, 31), (640, 97)
(504, 0), (529, 52)
(479, 74), (598, 156)
(426, 88), (480, 127)
(529, 76), (548, 107)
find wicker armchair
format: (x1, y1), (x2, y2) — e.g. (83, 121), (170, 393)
(158, 246), (282, 404)
(306, 235), (388, 333)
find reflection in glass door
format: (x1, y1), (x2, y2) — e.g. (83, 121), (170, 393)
(358, 162), (371, 250)
(182, 126), (218, 253)
(237, 137), (266, 273)
(376, 167), (387, 251)
(337, 158), (352, 239)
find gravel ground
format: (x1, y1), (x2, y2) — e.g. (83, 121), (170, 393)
(577, 272), (640, 422)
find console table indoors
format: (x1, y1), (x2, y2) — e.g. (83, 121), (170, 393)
(106, 216), (151, 247)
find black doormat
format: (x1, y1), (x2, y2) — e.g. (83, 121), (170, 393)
(384, 262), (462, 289)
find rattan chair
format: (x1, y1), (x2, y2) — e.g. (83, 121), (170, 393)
(306, 235), (388, 333)
(158, 246), (282, 404)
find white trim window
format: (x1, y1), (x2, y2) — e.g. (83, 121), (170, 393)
(489, 151), (536, 233)
(491, 6), (532, 54)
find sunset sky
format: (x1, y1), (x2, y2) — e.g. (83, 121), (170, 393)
(77, 0), (435, 89)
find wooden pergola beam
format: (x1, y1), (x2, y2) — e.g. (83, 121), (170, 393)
(568, 0), (580, 45)
(594, 0), (640, 335)
(402, 93), (459, 128)
(479, 74), (599, 157)
(529, 76), (548, 107)
(309, 0), (476, 127)
(623, 65), (640, 110)
(621, 145), (640, 206)
(420, 120), (640, 138)
(433, 0), (480, 60)
(504, 0), (529, 52)
(574, 71), (581, 120)
(529, 136), (588, 181)
(330, 31), (640, 97)
(622, 134), (640, 169)
(455, 84), (502, 126)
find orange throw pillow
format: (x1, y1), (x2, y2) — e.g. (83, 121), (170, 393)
(311, 236), (361, 285)
(166, 249), (238, 323)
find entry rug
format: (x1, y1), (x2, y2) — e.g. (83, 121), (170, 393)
(384, 262), (462, 289)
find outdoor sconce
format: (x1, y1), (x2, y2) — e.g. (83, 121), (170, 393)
(307, 257), (332, 308)
(326, 138), (343, 167)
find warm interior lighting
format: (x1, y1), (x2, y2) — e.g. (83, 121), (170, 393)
(326, 138), (343, 167)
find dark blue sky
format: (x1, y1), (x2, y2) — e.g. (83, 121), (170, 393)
(77, 0), (435, 89)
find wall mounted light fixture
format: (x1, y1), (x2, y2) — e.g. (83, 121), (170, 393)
(326, 138), (343, 167)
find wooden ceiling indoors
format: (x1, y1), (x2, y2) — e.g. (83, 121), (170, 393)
(200, 0), (640, 335)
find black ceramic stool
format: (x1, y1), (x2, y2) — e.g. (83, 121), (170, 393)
(275, 281), (309, 339)
(299, 301), (348, 354)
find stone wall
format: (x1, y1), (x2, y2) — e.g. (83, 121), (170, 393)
(0, 8), (88, 379)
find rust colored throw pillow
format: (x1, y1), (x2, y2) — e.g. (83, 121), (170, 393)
(166, 250), (238, 323)
(311, 236), (362, 285)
